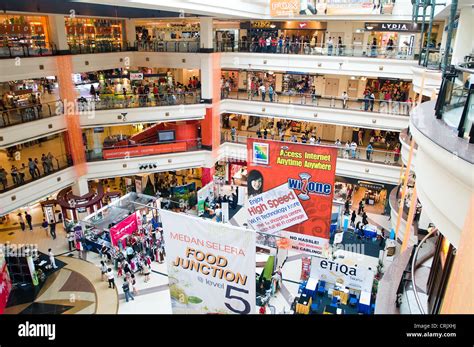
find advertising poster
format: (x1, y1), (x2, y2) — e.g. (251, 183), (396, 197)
(160, 210), (256, 314)
(197, 182), (215, 216)
(109, 212), (138, 247)
(246, 139), (337, 256)
(310, 257), (375, 292)
(270, 0), (387, 16)
(0, 256), (12, 314)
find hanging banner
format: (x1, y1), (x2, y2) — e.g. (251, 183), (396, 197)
(246, 139), (337, 256)
(0, 257), (12, 314)
(310, 257), (375, 292)
(109, 212), (138, 248)
(197, 182), (215, 216)
(161, 210), (256, 314)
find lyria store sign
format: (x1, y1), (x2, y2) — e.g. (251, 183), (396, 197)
(160, 210), (256, 314)
(365, 22), (421, 32)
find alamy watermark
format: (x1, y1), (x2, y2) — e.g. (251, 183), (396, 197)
(0, 242), (39, 258)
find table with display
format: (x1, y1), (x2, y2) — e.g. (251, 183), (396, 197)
(333, 284), (350, 305)
(358, 290), (372, 314)
(362, 224), (379, 239)
(295, 294), (312, 314)
(323, 305), (344, 315)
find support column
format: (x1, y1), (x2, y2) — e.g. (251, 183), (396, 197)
(334, 125), (344, 142)
(71, 177), (89, 196)
(200, 53), (221, 155)
(56, 55), (88, 178)
(451, 6), (473, 65)
(200, 18), (214, 52)
(48, 14), (69, 53)
(124, 19), (137, 49)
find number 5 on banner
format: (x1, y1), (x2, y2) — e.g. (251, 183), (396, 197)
(225, 285), (251, 314)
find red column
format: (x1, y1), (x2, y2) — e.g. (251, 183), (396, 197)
(201, 167), (215, 186)
(56, 55), (87, 177)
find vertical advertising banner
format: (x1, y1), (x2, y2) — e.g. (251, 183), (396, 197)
(246, 139), (337, 256)
(109, 212), (138, 248)
(161, 210), (256, 314)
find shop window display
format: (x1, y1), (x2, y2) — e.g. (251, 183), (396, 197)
(65, 17), (123, 53)
(0, 15), (51, 56)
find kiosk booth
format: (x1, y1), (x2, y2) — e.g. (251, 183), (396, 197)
(79, 192), (158, 254)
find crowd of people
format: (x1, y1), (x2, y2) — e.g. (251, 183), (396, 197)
(221, 34), (413, 58)
(87, 76), (201, 107)
(98, 213), (165, 302)
(0, 152), (61, 191)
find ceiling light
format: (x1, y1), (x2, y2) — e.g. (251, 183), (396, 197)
(366, 26), (374, 30)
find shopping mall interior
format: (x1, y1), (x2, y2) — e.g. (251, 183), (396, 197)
(0, 0), (472, 330)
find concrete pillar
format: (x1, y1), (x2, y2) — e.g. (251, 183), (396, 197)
(124, 19), (137, 48)
(439, 20), (448, 53)
(71, 177), (89, 196)
(200, 55), (214, 101)
(200, 18), (214, 51)
(334, 125), (344, 142)
(48, 14), (69, 52)
(451, 7), (474, 65)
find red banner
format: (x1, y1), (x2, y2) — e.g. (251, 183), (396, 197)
(0, 262), (12, 314)
(102, 142), (187, 160)
(109, 212), (138, 248)
(247, 139), (337, 256)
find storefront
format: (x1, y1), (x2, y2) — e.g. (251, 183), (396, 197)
(65, 16), (124, 52)
(0, 77), (57, 108)
(364, 22), (422, 57)
(427, 232), (456, 314)
(334, 177), (395, 215)
(135, 20), (199, 43)
(0, 14), (51, 55)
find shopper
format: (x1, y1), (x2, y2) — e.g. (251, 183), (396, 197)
(28, 158), (36, 179)
(24, 212), (33, 231)
(41, 219), (49, 236)
(327, 37), (334, 56)
(100, 261), (108, 281)
(342, 91), (348, 109)
(362, 212), (369, 225)
(231, 126), (236, 142)
(358, 200), (364, 215)
(215, 204), (222, 223)
(49, 221), (57, 240)
(259, 84), (266, 101)
(122, 279), (135, 302)
(350, 141), (358, 159)
(107, 268), (115, 289)
(143, 263), (151, 283)
(351, 210), (357, 227)
(17, 213), (26, 231)
(67, 230), (75, 251)
(268, 84), (274, 102)
(366, 143), (374, 161)
(130, 273), (138, 296)
(48, 248), (58, 269)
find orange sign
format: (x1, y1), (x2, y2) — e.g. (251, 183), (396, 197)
(102, 142), (187, 160)
(270, 0), (299, 17)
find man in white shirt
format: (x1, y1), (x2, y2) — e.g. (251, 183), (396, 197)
(309, 136), (316, 145)
(350, 141), (358, 159)
(48, 248), (58, 269)
(265, 37), (271, 52)
(342, 91), (349, 109)
(259, 84), (266, 101)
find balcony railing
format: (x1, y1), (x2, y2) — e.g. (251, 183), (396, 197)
(0, 154), (72, 193)
(0, 92), (201, 128)
(134, 40), (200, 53)
(222, 90), (413, 116)
(435, 62), (474, 142)
(221, 132), (402, 167)
(80, 91), (201, 111)
(0, 43), (57, 59)
(215, 40), (419, 60)
(85, 138), (202, 161)
(0, 100), (61, 128)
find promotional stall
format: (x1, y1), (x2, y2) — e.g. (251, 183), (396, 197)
(80, 192), (158, 253)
